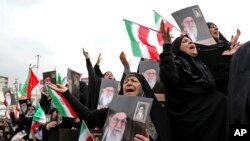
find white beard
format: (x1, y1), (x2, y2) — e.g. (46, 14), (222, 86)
(5, 96), (11, 106)
(135, 112), (144, 120)
(146, 79), (156, 89)
(186, 26), (197, 42)
(104, 126), (124, 141)
(99, 92), (113, 106)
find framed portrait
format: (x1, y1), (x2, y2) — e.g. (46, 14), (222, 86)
(97, 79), (119, 109)
(2, 88), (16, 107)
(133, 101), (149, 123)
(67, 68), (81, 99)
(172, 5), (216, 45)
(192, 7), (202, 18)
(43, 70), (56, 84)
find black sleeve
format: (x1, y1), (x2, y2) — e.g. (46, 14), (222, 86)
(86, 59), (102, 110)
(94, 64), (103, 77)
(62, 90), (107, 129)
(159, 43), (181, 85)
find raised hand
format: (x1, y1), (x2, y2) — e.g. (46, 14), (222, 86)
(222, 42), (241, 56)
(120, 51), (129, 68)
(82, 48), (90, 59)
(96, 53), (102, 65)
(133, 134), (149, 141)
(230, 29), (241, 46)
(160, 20), (171, 44)
(46, 82), (68, 94)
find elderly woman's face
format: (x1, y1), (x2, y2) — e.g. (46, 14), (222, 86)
(123, 76), (142, 96)
(180, 37), (198, 57)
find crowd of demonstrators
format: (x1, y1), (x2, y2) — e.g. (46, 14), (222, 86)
(1, 12), (245, 141)
(47, 72), (174, 141)
(159, 20), (230, 141)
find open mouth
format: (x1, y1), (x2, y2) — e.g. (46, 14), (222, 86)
(125, 88), (134, 93)
(189, 45), (196, 50)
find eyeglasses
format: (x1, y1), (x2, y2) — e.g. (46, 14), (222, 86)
(111, 117), (127, 125)
(28, 108), (34, 111)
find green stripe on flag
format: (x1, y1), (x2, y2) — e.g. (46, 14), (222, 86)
(125, 20), (142, 57)
(48, 88), (68, 116)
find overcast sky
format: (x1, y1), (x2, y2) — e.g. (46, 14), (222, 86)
(0, 0), (248, 84)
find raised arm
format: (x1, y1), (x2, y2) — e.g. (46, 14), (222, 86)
(159, 20), (180, 85)
(94, 53), (104, 77)
(82, 48), (102, 110)
(47, 83), (107, 128)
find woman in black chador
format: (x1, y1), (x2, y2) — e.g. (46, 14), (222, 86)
(159, 21), (227, 141)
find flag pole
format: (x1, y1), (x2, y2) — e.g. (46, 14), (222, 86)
(123, 19), (160, 33)
(35, 55), (41, 99)
(153, 10), (181, 32)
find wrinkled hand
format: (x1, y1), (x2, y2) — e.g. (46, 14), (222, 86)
(82, 48), (90, 59)
(160, 20), (171, 44)
(46, 82), (68, 94)
(134, 134), (149, 141)
(47, 121), (58, 129)
(222, 42), (241, 56)
(120, 51), (129, 68)
(96, 53), (102, 65)
(230, 29), (241, 46)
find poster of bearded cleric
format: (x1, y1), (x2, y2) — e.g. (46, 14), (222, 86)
(67, 68), (81, 99)
(138, 60), (166, 105)
(97, 78), (119, 109)
(172, 5), (216, 45)
(2, 88), (16, 107)
(101, 95), (152, 141)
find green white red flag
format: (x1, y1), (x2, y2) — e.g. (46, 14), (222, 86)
(48, 88), (78, 118)
(20, 69), (39, 100)
(124, 19), (162, 61)
(78, 121), (94, 141)
(31, 104), (46, 132)
(153, 10), (174, 46)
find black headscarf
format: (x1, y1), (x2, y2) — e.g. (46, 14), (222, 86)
(207, 22), (229, 44)
(120, 72), (174, 141)
(172, 37), (215, 88)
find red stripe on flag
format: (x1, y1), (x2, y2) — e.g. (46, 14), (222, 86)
(27, 69), (39, 100)
(138, 26), (159, 60)
(56, 92), (78, 118)
(87, 136), (94, 141)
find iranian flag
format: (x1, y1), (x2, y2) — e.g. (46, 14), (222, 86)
(78, 121), (94, 141)
(154, 10), (173, 31)
(31, 104), (46, 132)
(153, 10), (174, 46)
(20, 69), (39, 100)
(48, 88), (78, 118)
(124, 19), (162, 61)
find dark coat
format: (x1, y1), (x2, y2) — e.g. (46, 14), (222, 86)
(159, 40), (227, 141)
(62, 72), (174, 141)
(228, 40), (250, 124)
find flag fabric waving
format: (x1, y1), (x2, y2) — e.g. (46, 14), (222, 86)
(153, 10), (174, 46)
(154, 10), (174, 32)
(48, 88), (78, 118)
(78, 121), (94, 141)
(20, 69), (39, 100)
(124, 19), (162, 61)
(31, 104), (46, 132)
